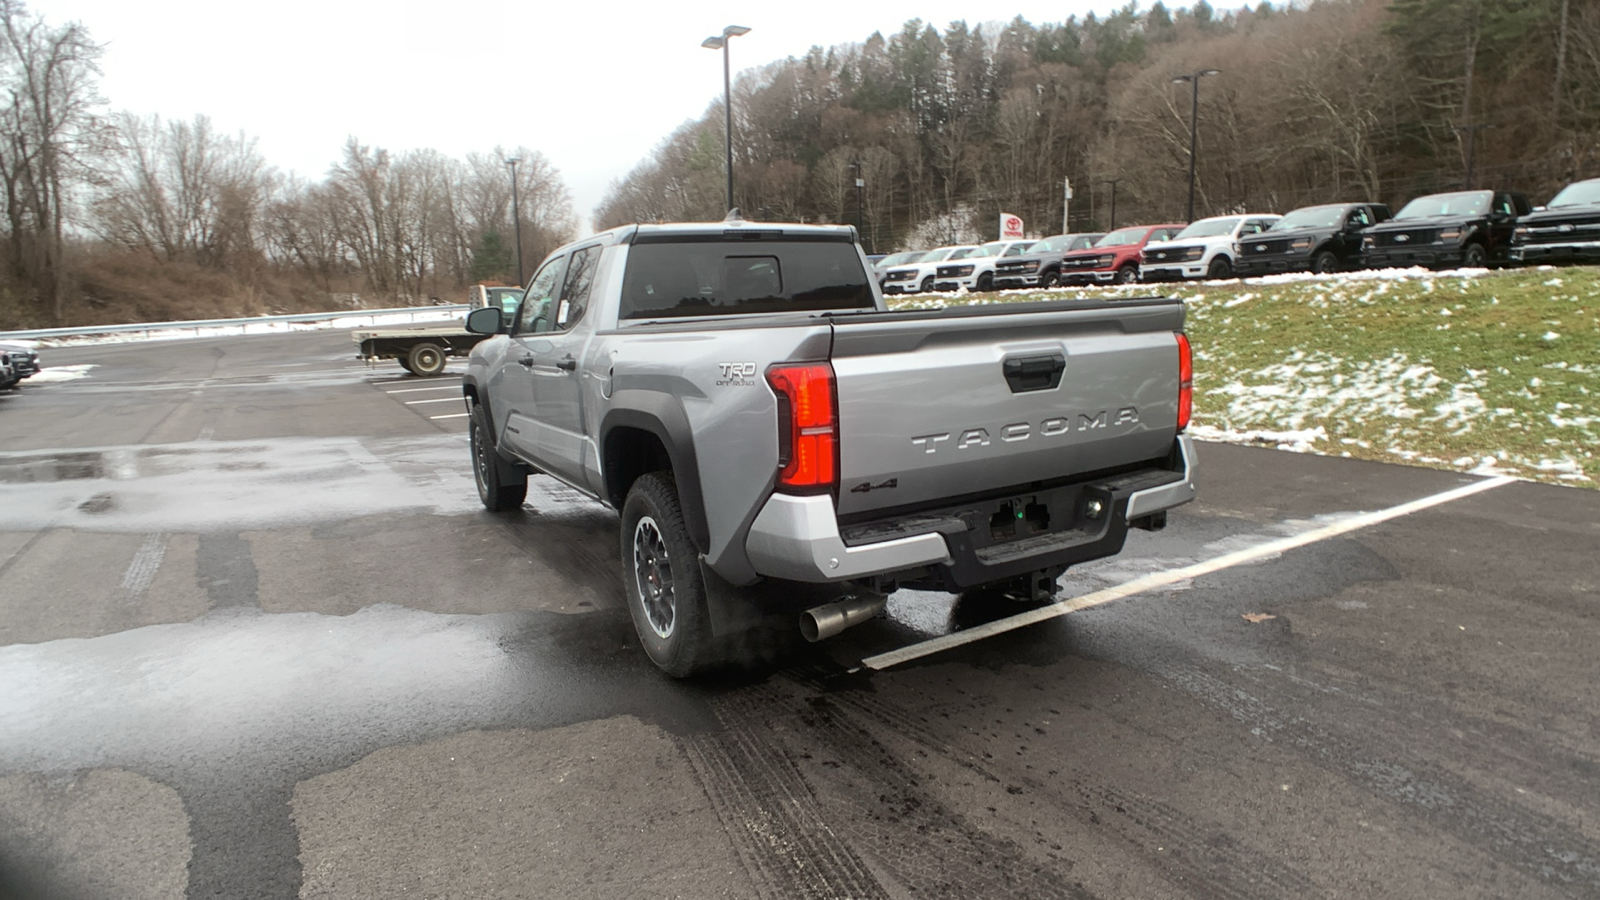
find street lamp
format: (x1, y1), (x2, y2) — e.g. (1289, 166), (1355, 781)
(1172, 68), (1220, 223)
(1099, 178), (1123, 230)
(505, 156), (524, 287)
(702, 25), (751, 214)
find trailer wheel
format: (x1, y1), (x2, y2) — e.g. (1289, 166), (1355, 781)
(622, 472), (715, 677)
(408, 342), (447, 376)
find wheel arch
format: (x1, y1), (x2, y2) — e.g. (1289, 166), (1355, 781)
(601, 397), (711, 554)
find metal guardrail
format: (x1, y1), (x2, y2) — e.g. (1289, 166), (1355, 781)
(0, 305), (472, 341)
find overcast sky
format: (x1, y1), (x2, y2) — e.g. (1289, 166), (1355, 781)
(32, 0), (1117, 232)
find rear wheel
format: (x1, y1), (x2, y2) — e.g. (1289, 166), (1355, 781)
(622, 473), (714, 677)
(1311, 251), (1339, 275)
(398, 357), (417, 375)
(408, 342), (448, 376)
(469, 402), (527, 511)
(1206, 255), (1233, 279)
(1115, 264), (1139, 284)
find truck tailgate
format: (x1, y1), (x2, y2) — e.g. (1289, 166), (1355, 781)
(829, 298), (1185, 518)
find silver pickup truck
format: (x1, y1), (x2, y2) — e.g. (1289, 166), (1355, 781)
(460, 215), (1196, 676)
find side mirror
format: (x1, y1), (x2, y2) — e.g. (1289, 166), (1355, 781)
(465, 306), (503, 335)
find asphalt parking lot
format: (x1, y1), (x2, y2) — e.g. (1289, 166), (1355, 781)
(1, 329), (1596, 900)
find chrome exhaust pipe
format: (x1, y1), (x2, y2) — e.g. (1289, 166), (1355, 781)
(800, 592), (888, 642)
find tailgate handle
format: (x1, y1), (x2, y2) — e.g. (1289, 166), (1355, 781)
(1002, 353), (1065, 393)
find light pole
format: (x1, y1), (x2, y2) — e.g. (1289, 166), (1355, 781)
(1099, 178), (1123, 230)
(505, 156), (524, 286)
(1172, 68), (1220, 223)
(852, 160), (865, 248)
(702, 25), (751, 214)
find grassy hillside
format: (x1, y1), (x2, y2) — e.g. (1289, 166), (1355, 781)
(887, 267), (1598, 488)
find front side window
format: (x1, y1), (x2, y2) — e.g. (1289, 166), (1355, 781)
(516, 256), (567, 334)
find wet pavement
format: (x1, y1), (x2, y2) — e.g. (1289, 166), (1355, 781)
(0, 330), (1597, 899)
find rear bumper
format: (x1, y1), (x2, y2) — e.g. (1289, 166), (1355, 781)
(744, 435), (1197, 589)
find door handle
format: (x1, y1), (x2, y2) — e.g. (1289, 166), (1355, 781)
(556, 356), (577, 372)
(516, 357), (534, 368)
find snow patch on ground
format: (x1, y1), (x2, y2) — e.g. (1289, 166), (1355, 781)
(19, 364), (95, 383)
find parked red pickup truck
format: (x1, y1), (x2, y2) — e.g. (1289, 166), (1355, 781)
(1058, 224), (1184, 285)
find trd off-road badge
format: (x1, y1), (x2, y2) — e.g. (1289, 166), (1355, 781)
(716, 362), (758, 386)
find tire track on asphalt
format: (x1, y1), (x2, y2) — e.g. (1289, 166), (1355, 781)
(787, 667), (1325, 900)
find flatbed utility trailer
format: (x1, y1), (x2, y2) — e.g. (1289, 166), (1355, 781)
(353, 322), (492, 376)
(354, 285), (523, 376)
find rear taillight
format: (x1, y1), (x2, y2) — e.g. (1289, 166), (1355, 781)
(767, 363), (838, 492)
(1176, 332), (1193, 432)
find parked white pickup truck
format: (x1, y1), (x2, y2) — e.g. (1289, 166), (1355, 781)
(460, 214), (1197, 675)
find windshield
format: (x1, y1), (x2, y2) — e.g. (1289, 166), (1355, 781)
(1096, 227), (1146, 247)
(1271, 205), (1347, 230)
(1036, 235), (1076, 251)
(1395, 191), (1491, 219)
(1548, 180), (1600, 208)
(1174, 217), (1240, 239)
(946, 247), (983, 260)
(879, 251), (925, 266)
(620, 240), (874, 320)
(979, 242), (1008, 256)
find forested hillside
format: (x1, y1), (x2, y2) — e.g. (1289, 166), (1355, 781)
(0, 0), (576, 328)
(597, 0), (1599, 252)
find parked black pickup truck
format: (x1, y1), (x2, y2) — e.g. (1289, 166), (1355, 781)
(1511, 177), (1600, 265)
(1233, 202), (1391, 276)
(1362, 190), (1530, 269)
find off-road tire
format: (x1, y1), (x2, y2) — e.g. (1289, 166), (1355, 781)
(408, 342), (448, 377)
(469, 402), (527, 511)
(621, 472), (714, 677)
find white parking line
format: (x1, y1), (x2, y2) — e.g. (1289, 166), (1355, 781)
(430, 413), (469, 420)
(372, 376), (461, 385)
(404, 397), (460, 405)
(857, 474), (1519, 672)
(384, 386), (461, 394)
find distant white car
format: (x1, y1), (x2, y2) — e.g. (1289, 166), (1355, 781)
(880, 245), (979, 294)
(871, 250), (928, 286)
(932, 240), (1038, 292)
(1140, 214), (1281, 281)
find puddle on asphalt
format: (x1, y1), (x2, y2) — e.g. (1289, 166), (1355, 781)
(0, 435), (492, 532)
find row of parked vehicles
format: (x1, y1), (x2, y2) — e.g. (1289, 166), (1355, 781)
(874, 177), (1600, 292)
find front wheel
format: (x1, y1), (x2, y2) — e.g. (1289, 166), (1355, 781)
(1040, 270), (1059, 288)
(621, 473), (714, 677)
(1461, 242), (1487, 268)
(1311, 251), (1339, 275)
(920, 275), (935, 293)
(469, 403), (527, 511)
(976, 272), (994, 292)
(1115, 265), (1139, 284)
(1206, 255), (1233, 279)
(408, 342), (448, 376)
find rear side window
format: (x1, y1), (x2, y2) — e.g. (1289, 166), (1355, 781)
(619, 241), (874, 320)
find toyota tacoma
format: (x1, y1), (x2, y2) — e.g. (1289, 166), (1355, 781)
(460, 214), (1198, 676)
